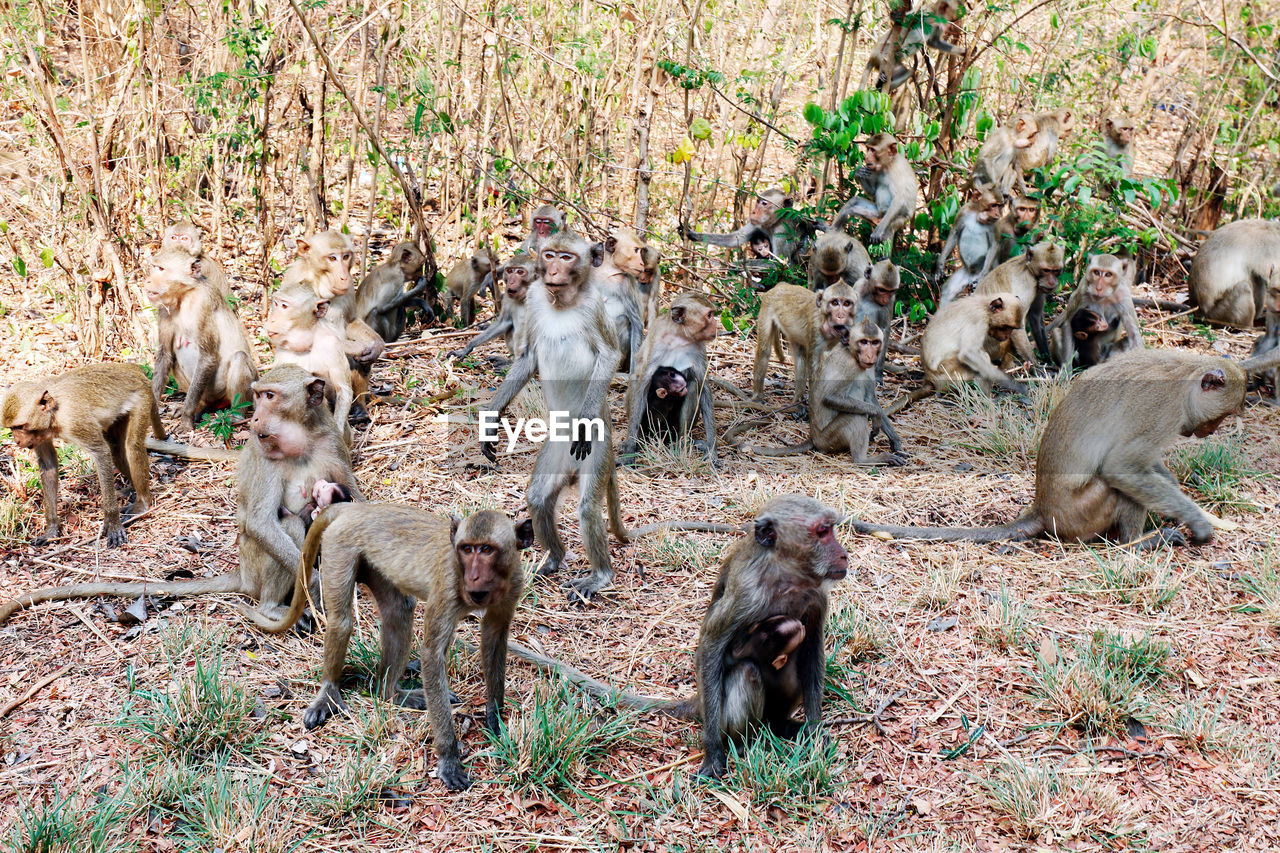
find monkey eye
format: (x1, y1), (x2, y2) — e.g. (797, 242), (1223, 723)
(815, 523), (832, 537)
(479, 544), (494, 554)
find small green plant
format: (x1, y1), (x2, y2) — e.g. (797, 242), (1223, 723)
(1086, 629), (1170, 688)
(1030, 635), (1158, 735)
(974, 584), (1036, 651)
(1164, 697), (1246, 755)
(951, 377), (1068, 463)
(1168, 437), (1264, 513)
(1234, 557), (1280, 629)
(304, 747), (403, 828)
(199, 394), (251, 443)
(4, 787), (138, 853)
(631, 434), (716, 479)
(826, 603), (887, 662)
(1081, 547), (1181, 612)
(485, 679), (640, 795)
(639, 527), (721, 574)
(975, 756), (1063, 840)
(725, 725), (841, 811)
(913, 563), (964, 610)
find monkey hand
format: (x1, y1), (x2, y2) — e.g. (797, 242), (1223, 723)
(885, 452), (909, 467)
(480, 436), (500, 462)
(102, 523), (128, 548)
(446, 348), (468, 360)
(569, 434), (593, 460)
(353, 343), (381, 364)
(676, 221), (692, 240)
(869, 225), (889, 245)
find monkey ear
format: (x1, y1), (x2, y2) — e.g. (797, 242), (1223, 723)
(886, 141), (899, 157)
(513, 518), (535, 550)
(670, 305), (686, 324)
(314, 299), (330, 319)
(37, 390), (55, 412)
(863, 265), (873, 280)
(296, 237), (311, 257)
(449, 513), (462, 542)
(189, 257), (201, 277)
(590, 243), (605, 267)
(781, 198), (793, 209)
(1200, 369), (1227, 392)
(988, 297), (1005, 313)
(754, 518), (777, 548)
(604, 236), (618, 255)
(304, 378), (326, 408)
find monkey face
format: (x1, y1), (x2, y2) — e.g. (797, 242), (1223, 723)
(608, 230), (648, 278)
(457, 539), (509, 606)
(394, 243), (426, 277)
(652, 367), (688, 399)
(504, 267), (531, 301)
(162, 224), (200, 254)
(7, 426), (45, 449)
(1087, 265), (1117, 299)
(1013, 201), (1039, 228)
(854, 338), (881, 369)
(145, 251), (199, 306)
(541, 249), (582, 290)
(1036, 266), (1063, 293)
(989, 323), (1017, 342)
(749, 196), (777, 227)
(298, 232), (355, 296)
(870, 285), (895, 307)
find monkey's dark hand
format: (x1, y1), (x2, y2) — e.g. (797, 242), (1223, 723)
(569, 434), (593, 460)
(480, 436), (499, 462)
(354, 343), (380, 364)
(676, 221), (692, 240)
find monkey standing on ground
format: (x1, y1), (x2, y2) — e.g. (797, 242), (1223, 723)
(590, 228), (647, 373)
(832, 134), (918, 246)
(1015, 109), (1073, 173)
(246, 504), (533, 792)
(994, 195), (1040, 264)
(447, 253), (535, 362)
(444, 247), (498, 327)
(1, 364), (163, 548)
(161, 221), (230, 296)
(145, 249), (258, 432)
(0, 365), (360, 624)
(807, 229), (871, 291)
(851, 259), (902, 383)
(265, 282), (359, 435)
(936, 185), (1005, 305)
(973, 114), (1038, 199)
(919, 292), (1028, 396)
(620, 292), (720, 465)
(1046, 253), (1142, 370)
(1187, 219), (1280, 328)
(681, 188), (800, 265)
(972, 241), (1065, 361)
(353, 241), (430, 343)
(752, 318), (906, 465)
(1101, 116), (1136, 177)
(753, 283), (858, 406)
(480, 230), (628, 602)
(854, 350), (1246, 546)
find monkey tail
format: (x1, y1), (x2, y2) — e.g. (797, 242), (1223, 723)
(0, 574), (243, 626)
(146, 437), (239, 462)
(747, 441), (814, 456)
(628, 520), (745, 538)
(847, 513), (1044, 543)
(149, 397), (166, 441)
(885, 384), (934, 416)
(607, 463), (630, 543)
(502, 639), (694, 716)
(238, 507), (337, 633)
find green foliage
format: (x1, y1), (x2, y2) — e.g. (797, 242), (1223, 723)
(1030, 631), (1166, 735)
(4, 787), (138, 853)
(1168, 436), (1265, 513)
(199, 394), (251, 443)
(725, 726), (841, 810)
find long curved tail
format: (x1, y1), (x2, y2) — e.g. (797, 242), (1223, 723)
(146, 437), (239, 462)
(848, 514), (1043, 543)
(0, 574), (243, 626)
(606, 463), (629, 543)
(628, 520), (745, 539)
(749, 441), (814, 457)
(238, 507), (339, 633)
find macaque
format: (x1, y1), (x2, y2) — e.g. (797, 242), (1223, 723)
(861, 0), (964, 91)
(1015, 109), (1074, 172)
(973, 241), (1065, 361)
(853, 350), (1246, 547)
(1049, 307), (1111, 369)
(518, 204), (566, 255)
(444, 247), (499, 327)
(246, 504), (532, 792)
(1187, 219), (1280, 327)
(1102, 116), (1136, 177)
(161, 221), (230, 296)
(0, 365), (361, 624)
(480, 231), (628, 602)
(0, 364), (163, 548)
(832, 134), (918, 245)
(1046, 253), (1141, 370)
(753, 283), (858, 405)
(852, 259), (901, 382)
(681, 188), (799, 265)
(1243, 267), (1280, 401)
(145, 249), (258, 432)
(447, 253), (535, 361)
(354, 242), (430, 343)
(752, 318), (905, 465)
(807, 229), (871, 290)
(265, 282), (358, 433)
(694, 495), (847, 778)
(935, 185), (1004, 304)
(620, 293), (719, 464)
(994, 195), (1040, 264)
(921, 292), (1028, 394)
(636, 245), (663, 327)
(283, 230), (384, 365)
(591, 228), (647, 373)
(973, 114), (1037, 198)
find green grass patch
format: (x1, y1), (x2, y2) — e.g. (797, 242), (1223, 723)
(725, 726), (841, 812)
(1168, 437), (1265, 513)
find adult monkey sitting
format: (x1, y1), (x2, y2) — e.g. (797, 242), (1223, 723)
(680, 188), (800, 265)
(853, 350), (1245, 546)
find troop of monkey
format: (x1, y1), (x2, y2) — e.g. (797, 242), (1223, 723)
(1, 59), (1273, 792)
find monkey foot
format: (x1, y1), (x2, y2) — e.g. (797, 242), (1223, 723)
(302, 689), (348, 730)
(394, 689), (428, 711)
(348, 405), (371, 425)
(535, 555), (564, 577)
(435, 760), (473, 792)
(565, 573), (612, 605)
(31, 527), (59, 547)
(103, 525), (128, 548)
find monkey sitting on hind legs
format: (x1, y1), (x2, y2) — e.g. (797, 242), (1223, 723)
(0, 364), (361, 626)
(854, 350), (1246, 547)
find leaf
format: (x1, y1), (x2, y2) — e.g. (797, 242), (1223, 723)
(708, 788), (750, 824)
(802, 102), (824, 125)
(690, 117), (712, 141)
(12, 256), (26, 278)
(40, 248), (54, 268)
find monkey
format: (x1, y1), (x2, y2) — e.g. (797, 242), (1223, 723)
(807, 228), (871, 291)
(620, 292), (719, 465)
(973, 114), (1038, 199)
(851, 259), (902, 383)
(1015, 109), (1074, 173)
(1101, 116), (1136, 177)
(920, 292), (1028, 395)
(1049, 307), (1112, 369)
(860, 0), (964, 91)
(753, 283), (858, 406)
(994, 194), (1041, 264)
(751, 318), (906, 465)
(244, 504), (533, 792)
(447, 253), (535, 361)
(444, 247), (499, 328)
(852, 350), (1246, 547)
(1187, 219), (1280, 328)
(161, 220), (230, 296)
(936, 185), (1005, 304)
(353, 241), (430, 344)
(590, 228), (647, 373)
(680, 188), (800, 265)
(518, 204), (566, 255)
(0, 363), (163, 549)
(278, 478), (355, 531)
(972, 241), (1065, 361)
(0, 365), (360, 625)
(283, 230), (385, 366)
(720, 615), (807, 740)
(1243, 266), (1280, 401)
(145, 249), (258, 432)
(265, 282), (358, 433)
(480, 230), (628, 602)
(693, 495), (848, 778)
(636, 245), (663, 328)
(1046, 254), (1142, 371)
(832, 134), (918, 245)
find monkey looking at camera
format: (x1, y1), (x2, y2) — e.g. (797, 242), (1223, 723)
(518, 204), (566, 255)
(832, 134), (918, 245)
(851, 259), (902, 383)
(354, 241), (430, 343)
(448, 253), (535, 362)
(993, 195), (1040, 264)
(1187, 219), (1280, 328)
(284, 230), (385, 365)
(1047, 253), (1142, 370)
(1101, 116), (1136, 177)
(753, 282), (858, 407)
(854, 350), (1246, 546)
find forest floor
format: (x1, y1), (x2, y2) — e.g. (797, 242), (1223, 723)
(0, 253), (1278, 852)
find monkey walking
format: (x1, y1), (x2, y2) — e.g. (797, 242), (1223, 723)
(246, 503), (534, 792)
(0, 365), (360, 626)
(447, 253), (535, 362)
(1, 363), (165, 548)
(855, 350), (1246, 547)
(753, 283), (858, 408)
